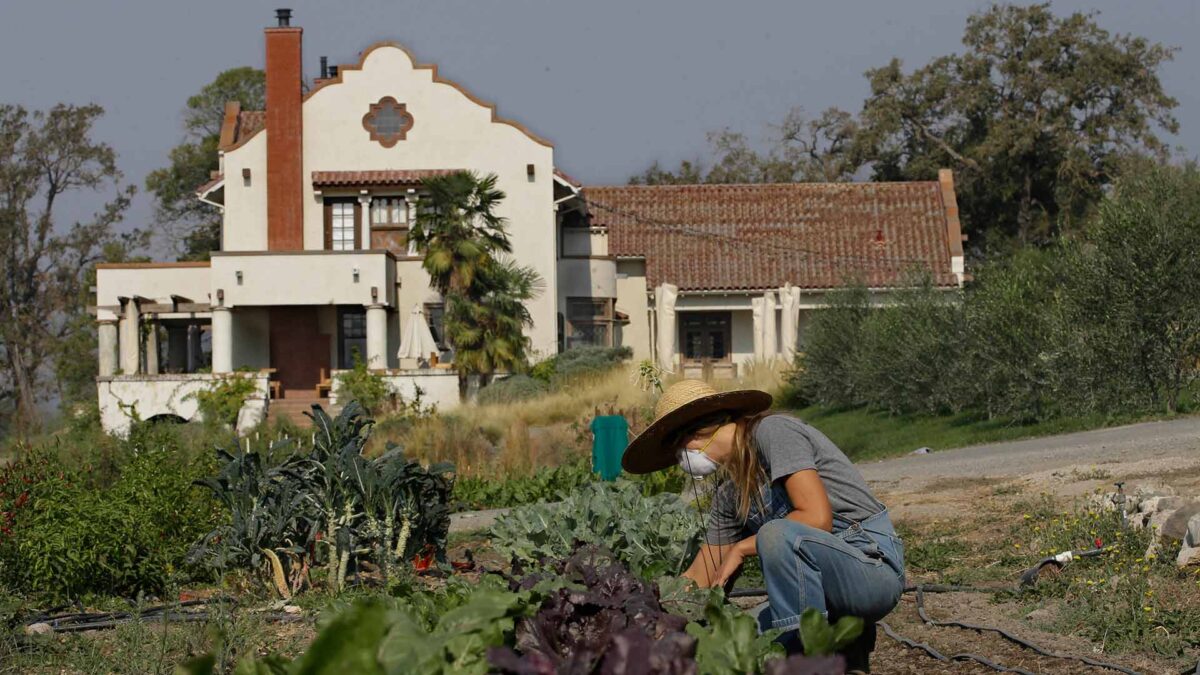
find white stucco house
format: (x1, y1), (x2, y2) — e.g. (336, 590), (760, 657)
(93, 10), (965, 435)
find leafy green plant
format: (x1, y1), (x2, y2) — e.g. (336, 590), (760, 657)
(190, 403), (453, 596)
(0, 445), (217, 600)
(451, 458), (593, 511)
(190, 374), (259, 428)
(489, 481), (703, 578)
(335, 354), (391, 415)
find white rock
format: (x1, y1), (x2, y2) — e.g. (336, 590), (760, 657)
(1147, 509), (1176, 537)
(283, 604), (302, 614)
(1177, 545), (1200, 568)
(1187, 513), (1200, 548)
(24, 622), (53, 636)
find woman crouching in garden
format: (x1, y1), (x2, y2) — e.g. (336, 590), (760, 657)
(622, 380), (905, 672)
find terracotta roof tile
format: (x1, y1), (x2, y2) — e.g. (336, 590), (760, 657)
(195, 173), (224, 196)
(554, 167), (582, 187)
(311, 169), (462, 187)
(585, 181), (960, 291)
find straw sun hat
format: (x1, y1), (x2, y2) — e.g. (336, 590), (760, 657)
(622, 379), (772, 474)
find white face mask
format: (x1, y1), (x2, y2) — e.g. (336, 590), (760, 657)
(678, 449), (720, 478)
(677, 431), (720, 478)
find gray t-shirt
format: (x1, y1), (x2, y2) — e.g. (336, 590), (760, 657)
(704, 413), (885, 545)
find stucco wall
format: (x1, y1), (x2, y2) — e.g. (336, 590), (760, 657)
(231, 307), (271, 369)
(329, 368), (460, 411)
(222, 133), (269, 252)
(614, 260), (651, 362)
(210, 252), (396, 308)
(300, 45), (558, 357)
(557, 258), (616, 301)
(97, 373), (269, 437)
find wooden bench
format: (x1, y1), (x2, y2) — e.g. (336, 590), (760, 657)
(315, 367), (332, 398)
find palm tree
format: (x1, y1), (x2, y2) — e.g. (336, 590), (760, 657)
(444, 258), (544, 397)
(409, 171), (542, 399)
(408, 171), (510, 296)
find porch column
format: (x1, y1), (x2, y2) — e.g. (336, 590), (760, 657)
(97, 320), (118, 376)
(144, 320), (160, 375)
(762, 290), (778, 360)
(780, 284), (800, 362)
(366, 303), (387, 369)
(120, 298), (141, 375)
(211, 306), (233, 373)
(358, 192), (372, 250)
(751, 297), (764, 359)
(654, 283), (678, 372)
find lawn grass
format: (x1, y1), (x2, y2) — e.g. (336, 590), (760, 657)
(785, 404), (1180, 463)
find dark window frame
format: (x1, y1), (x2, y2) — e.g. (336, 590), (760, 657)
(337, 306), (368, 369)
(565, 297), (614, 349)
(323, 197), (362, 251)
(679, 311), (733, 363)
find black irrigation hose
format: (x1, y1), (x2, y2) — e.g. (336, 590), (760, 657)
(913, 585), (1142, 675)
(730, 583), (1147, 674)
(877, 619), (1037, 675)
(47, 611), (306, 634)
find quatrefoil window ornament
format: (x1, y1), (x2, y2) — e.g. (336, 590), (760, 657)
(362, 97), (414, 148)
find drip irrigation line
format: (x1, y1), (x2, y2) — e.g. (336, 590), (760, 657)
(877, 620), (1037, 674)
(913, 585), (1142, 675)
(46, 611), (306, 634)
(727, 583), (1144, 674)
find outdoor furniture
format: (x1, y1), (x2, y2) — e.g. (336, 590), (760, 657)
(315, 368), (332, 398)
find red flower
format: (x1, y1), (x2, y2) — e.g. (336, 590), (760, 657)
(1094, 537), (1103, 549)
(14, 492), (28, 509)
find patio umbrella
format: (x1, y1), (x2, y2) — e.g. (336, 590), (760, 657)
(398, 305), (439, 360)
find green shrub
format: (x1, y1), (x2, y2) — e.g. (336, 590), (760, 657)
(190, 374), (259, 428)
(451, 458), (593, 510)
(531, 346), (633, 385)
(792, 285), (871, 408)
(335, 354), (391, 414)
(474, 374), (550, 406)
(0, 444), (218, 601)
(961, 248), (1069, 421)
(849, 277), (966, 415)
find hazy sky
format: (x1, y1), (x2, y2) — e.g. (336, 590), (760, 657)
(2, 0), (1196, 253)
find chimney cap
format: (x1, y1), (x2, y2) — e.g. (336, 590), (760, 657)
(275, 8), (292, 27)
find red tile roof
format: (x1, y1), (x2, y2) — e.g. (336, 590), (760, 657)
(311, 169), (462, 187)
(554, 168), (582, 188)
(584, 181), (961, 291)
(195, 173), (224, 196)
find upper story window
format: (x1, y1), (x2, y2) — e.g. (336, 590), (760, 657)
(370, 197), (408, 227)
(323, 198), (360, 251)
(362, 97), (414, 148)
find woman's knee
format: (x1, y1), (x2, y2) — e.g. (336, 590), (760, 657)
(756, 519), (825, 563)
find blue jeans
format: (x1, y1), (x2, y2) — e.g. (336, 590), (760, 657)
(754, 509), (905, 632)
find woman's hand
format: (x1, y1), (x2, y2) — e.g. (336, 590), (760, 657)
(712, 546), (746, 588)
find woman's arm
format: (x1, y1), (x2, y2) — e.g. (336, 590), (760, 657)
(682, 542), (738, 588)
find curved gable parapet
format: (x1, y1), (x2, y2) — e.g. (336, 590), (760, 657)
(304, 41), (552, 148)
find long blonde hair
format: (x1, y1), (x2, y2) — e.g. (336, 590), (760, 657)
(690, 411), (773, 521)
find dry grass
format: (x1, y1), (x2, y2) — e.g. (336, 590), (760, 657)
(369, 362), (791, 478)
(466, 367), (657, 436)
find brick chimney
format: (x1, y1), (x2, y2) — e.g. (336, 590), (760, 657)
(265, 9), (304, 250)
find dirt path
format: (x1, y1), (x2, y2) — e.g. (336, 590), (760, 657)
(859, 416), (1200, 521)
(856, 416), (1200, 674)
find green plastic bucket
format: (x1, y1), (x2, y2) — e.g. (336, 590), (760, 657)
(590, 415), (628, 481)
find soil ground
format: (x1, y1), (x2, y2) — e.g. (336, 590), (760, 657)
(859, 417), (1200, 674)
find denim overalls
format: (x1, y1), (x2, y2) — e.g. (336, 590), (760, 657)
(739, 481), (906, 631)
